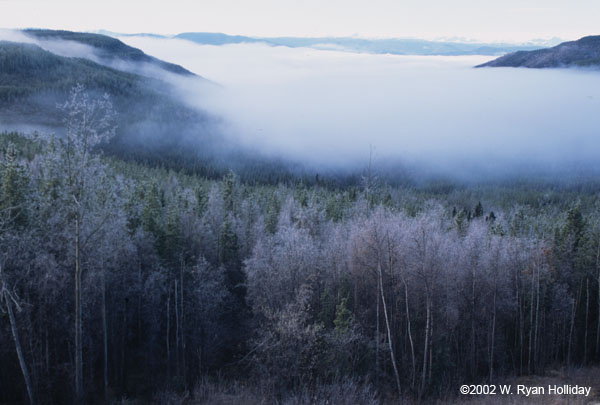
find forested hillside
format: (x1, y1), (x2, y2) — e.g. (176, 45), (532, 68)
(1, 88), (600, 404)
(477, 35), (600, 68)
(25, 29), (196, 76)
(0, 32), (308, 183)
(0, 38), (210, 144)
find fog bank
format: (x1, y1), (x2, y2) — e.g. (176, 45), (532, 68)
(120, 36), (600, 179)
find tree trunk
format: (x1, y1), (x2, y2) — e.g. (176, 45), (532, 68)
(420, 287), (431, 400)
(567, 281), (582, 368)
(517, 266), (523, 375)
(428, 309), (433, 383)
(584, 277), (589, 365)
(402, 276), (416, 389)
(1, 262), (35, 405)
(471, 266), (476, 378)
(45, 327), (49, 376)
(596, 241), (600, 360)
(533, 261), (540, 373)
(75, 214), (83, 403)
(489, 264), (497, 382)
(518, 268), (523, 375)
(175, 279), (180, 381)
(166, 288), (171, 379)
(375, 273), (380, 388)
(528, 264), (534, 374)
(378, 263), (401, 397)
(120, 294), (126, 389)
(102, 264), (109, 404)
(180, 258), (186, 391)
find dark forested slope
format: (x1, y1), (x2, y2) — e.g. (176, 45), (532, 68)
(0, 41), (152, 118)
(0, 32), (305, 182)
(25, 29), (197, 76)
(0, 39), (223, 168)
(477, 35), (600, 68)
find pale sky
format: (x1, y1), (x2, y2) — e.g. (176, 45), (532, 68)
(0, 0), (599, 42)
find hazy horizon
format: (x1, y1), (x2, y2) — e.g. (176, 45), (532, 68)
(1, 1), (599, 43)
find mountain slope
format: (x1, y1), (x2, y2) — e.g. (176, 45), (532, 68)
(0, 33), (305, 182)
(25, 29), (196, 76)
(0, 40), (192, 123)
(0, 41), (140, 100)
(476, 35), (600, 68)
(0, 39), (226, 170)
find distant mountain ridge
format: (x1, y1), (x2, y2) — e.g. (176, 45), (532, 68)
(476, 35), (600, 68)
(174, 33), (550, 56)
(96, 30), (555, 56)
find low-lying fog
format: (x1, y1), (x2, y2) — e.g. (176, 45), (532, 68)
(5, 27), (600, 180)
(120, 36), (600, 178)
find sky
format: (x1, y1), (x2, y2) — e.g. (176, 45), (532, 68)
(1, 0), (599, 42)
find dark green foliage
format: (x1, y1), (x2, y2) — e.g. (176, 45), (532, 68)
(219, 215), (245, 300)
(317, 289), (336, 327)
(0, 132), (42, 159)
(383, 191), (393, 208)
(219, 216), (239, 269)
(222, 170), (237, 212)
(509, 208), (526, 236)
(0, 41), (141, 107)
(325, 195), (344, 222)
(141, 182), (163, 239)
(0, 143), (29, 227)
(265, 193), (280, 234)
(195, 184), (208, 215)
(565, 205), (586, 252)
(455, 208), (467, 233)
(333, 297), (352, 334)
(295, 183), (308, 207)
(162, 200), (182, 265)
(25, 29), (196, 76)
(474, 201), (483, 218)
(124, 184), (144, 233)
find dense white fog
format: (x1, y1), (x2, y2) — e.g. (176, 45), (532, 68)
(119, 36), (600, 175)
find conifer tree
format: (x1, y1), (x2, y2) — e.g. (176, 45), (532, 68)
(0, 143), (28, 228)
(474, 201), (483, 218)
(219, 215), (244, 300)
(142, 182), (163, 239)
(222, 170), (237, 213)
(334, 297), (352, 334)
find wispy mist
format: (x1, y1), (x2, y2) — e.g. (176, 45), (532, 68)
(0, 29), (101, 60)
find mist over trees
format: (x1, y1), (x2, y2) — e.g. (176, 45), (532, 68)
(5, 30), (600, 189)
(0, 88), (600, 404)
(122, 35), (600, 181)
